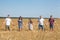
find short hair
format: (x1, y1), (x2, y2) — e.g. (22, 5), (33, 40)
(7, 15), (10, 17)
(50, 15), (53, 17)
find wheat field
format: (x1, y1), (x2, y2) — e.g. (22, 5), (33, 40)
(0, 18), (60, 40)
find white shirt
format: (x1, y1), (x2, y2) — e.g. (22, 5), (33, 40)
(5, 18), (11, 25)
(28, 23), (33, 30)
(38, 18), (44, 25)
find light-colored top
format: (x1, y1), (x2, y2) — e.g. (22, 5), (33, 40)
(28, 23), (33, 30)
(38, 18), (44, 25)
(18, 20), (22, 24)
(5, 18), (11, 25)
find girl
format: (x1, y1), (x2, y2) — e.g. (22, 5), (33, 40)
(28, 19), (33, 30)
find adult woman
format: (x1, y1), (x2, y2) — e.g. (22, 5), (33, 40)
(18, 16), (23, 31)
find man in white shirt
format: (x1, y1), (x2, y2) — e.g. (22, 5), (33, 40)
(38, 16), (44, 31)
(5, 15), (12, 31)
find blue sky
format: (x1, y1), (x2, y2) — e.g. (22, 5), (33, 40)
(0, 0), (60, 18)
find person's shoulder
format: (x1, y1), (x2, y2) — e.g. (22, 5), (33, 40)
(42, 18), (44, 20)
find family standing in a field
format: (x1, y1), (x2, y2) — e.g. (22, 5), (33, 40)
(3, 15), (55, 31)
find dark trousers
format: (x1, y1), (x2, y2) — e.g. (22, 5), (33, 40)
(38, 24), (44, 30)
(50, 24), (54, 29)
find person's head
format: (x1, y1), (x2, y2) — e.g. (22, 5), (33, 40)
(50, 15), (53, 18)
(7, 15), (10, 18)
(19, 16), (22, 20)
(29, 18), (32, 23)
(40, 16), (43, 19)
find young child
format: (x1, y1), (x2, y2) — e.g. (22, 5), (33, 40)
(28, 18), (33, 30)
(18, 16), (23, 31)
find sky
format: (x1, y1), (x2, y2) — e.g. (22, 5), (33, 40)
(0, 0), (60, 18)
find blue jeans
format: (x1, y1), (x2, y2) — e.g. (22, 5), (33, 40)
(50, 24), (54, 29)
(38, 24), (44, 30)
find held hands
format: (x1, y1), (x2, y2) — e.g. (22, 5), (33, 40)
(46, 23), (48, 26)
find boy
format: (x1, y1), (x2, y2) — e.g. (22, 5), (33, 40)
(49, 15), (54, 31)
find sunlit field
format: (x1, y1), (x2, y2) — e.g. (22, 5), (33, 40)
(0, 18), (60, 40)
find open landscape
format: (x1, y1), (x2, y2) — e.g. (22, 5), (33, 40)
(0, 18), (60, 40)
(0, 0), (60, 40)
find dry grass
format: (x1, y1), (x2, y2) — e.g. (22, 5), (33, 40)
(0, 18), (60, 40)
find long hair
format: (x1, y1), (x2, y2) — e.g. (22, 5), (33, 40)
(29, 18), (33, 24)
(19, 16), (22, 20)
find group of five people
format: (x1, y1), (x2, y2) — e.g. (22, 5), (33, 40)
(3, 15), (55, 31)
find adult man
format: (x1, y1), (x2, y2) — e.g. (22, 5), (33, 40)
(49, 15), (54, 31)
(4, 15), (12, 31)
(38, 16), (44, 31)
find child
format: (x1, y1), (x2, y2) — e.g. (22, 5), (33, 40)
(18, 16), (23, 31)
(28, 18), (33, 30)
